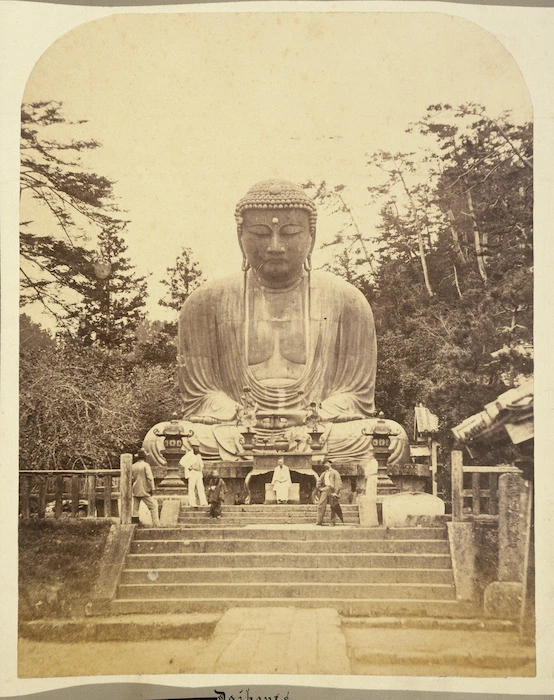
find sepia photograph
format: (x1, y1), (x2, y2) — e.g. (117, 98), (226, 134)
(3, 4), (546, 690)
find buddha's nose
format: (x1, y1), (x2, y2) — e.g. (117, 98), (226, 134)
(267, 231), (285, 253)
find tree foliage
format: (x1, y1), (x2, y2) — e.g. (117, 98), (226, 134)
(303, 180), (377, 286)
(320, 104), (533, 463)
(133, 319), (178, 367)
(159, 246), (205, 312)
(71, 225), (148, 351)
(20, 101), (147, 341)
(20, 331), (179, 470)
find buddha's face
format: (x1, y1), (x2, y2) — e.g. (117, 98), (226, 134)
(240, 208), (314, 288)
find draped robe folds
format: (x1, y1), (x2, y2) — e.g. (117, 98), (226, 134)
(143, 270), (410, 467)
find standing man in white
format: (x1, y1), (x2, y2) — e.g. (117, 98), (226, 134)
(183, 445), (208, 507)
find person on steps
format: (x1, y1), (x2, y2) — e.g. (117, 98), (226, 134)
(184, 445), (208, 508)
(207, 469), (226, 519)
(131, 449), (159, 526)
(315, 459), (343, 526)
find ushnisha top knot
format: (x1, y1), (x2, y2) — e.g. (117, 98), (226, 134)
(235, 179), (317, 236)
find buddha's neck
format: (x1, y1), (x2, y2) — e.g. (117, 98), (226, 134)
(250, 271), (307, 293)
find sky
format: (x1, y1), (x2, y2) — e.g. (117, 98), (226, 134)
(21, 11), (532, 324)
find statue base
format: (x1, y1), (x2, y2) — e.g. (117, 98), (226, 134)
(245, 451), (320, 505)
(155, 484), (188, 496)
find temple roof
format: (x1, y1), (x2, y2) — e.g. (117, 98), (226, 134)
(452, 379), (534, 445)
(414, 404), (439, 440)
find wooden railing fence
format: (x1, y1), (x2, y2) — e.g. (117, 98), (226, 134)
(19, 454), (133, 524)
(450, 450), (522, 522)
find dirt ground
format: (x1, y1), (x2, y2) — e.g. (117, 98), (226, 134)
(344, 627), (536, 677)
(18, 638), (211, 677)
(18, 626), (536, 679)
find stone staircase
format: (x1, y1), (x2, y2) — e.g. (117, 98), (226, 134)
(178, 503), (361, 526)
(111, 503), (472, 617)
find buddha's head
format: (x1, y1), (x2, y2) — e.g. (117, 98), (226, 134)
(235, 179), (317, 288)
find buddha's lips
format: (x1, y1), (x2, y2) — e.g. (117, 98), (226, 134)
(261, 257), (287, 267)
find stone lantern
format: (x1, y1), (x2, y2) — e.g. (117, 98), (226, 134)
(362, 413), (399, 495)
(154, 414), (194, 489)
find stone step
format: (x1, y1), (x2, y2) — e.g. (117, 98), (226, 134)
(178, 506), (359, 519)
(125, 551), (453, 569)
(179, 509), (359, 516)
(342, 616), (517, 631)
(179, 507), (359, 515)
(120, 566), (455, 585)
(130, 538), (449, 554)
(19, 613), (219, 642)
(136, 526), (448, 541)
(110, 598), (472, 617)
(351, 648), (535, 672)
(117, 582), (457, 601)
(347, 627), (535, 672)
(177, 520), (362, 526)
(180, 505), (360, 512)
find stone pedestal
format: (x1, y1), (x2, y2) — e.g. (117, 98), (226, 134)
(388, 462), (431, 494)
(447, 521), (477, 601)
(159, 498), (183, 527)
(245, 452), (319, 504)
(382, 491), (445, 528)
(264, 482), (301, 503)
(497, 474), (532, 583)
(358, 471), (378, 527)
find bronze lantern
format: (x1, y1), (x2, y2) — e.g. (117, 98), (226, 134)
(362, 413), (399, 495)
(154, 414), (194, 488)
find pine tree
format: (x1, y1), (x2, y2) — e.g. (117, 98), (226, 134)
(72, 224), (147, 351)
(158, 246), (205, 335)
(159, 246), (205, 312)
(20, 101), (129, 328)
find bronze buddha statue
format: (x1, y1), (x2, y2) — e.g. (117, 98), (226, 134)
(143, 179), (409, 475)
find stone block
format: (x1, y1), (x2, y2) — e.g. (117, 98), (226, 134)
(498, 473), (532, 583)
(88, 524), (134, 615)
(358, 495), (378, 527)
(159, 499), (181, 527)
(382, 491), (445, 528)
(264, 482), (300, 503)
(447, 522), (477, 601)
(484, 581), (523, 619)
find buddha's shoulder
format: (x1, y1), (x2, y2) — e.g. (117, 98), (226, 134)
(181, 273), (244, 313)
(181, 274), (243, 305)
(311, 270), (369, 306)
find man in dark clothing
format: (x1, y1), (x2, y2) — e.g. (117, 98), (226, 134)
(329, 492), (345, 525)
(207, 469), (226, 519)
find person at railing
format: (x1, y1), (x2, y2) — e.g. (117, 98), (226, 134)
(131, 450), (159, 527)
